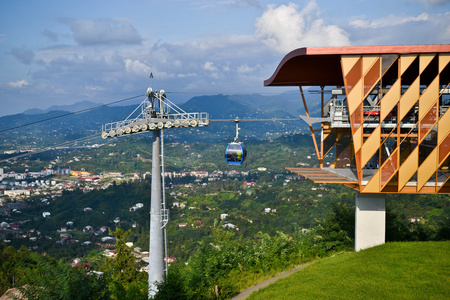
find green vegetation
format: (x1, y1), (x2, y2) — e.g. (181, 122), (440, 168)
(2, 175), (449, 298)
(106, 227), (147, 300)
(0, 200), (354, 299)
(154, 208), (355, 299)
(0, 227), (147, 299)
(248, 241), (450, 300)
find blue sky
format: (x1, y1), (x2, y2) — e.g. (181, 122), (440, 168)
(0, 0), (449, 116)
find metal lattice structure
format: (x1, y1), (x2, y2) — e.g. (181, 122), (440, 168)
(102, 88), (209, 139)
(265, 45), (450, 194)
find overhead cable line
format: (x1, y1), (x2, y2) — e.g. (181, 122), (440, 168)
(0, 88), (323, 134)
(0, 133), (101, 163)
(166, 90), (331, 95)
(0, 94), (144, 134)
(0, 87), (334, 134)
(1, 116), (304, 162)
(210, 118), (302, 122)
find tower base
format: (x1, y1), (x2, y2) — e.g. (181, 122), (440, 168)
(355, 192), (385, 251)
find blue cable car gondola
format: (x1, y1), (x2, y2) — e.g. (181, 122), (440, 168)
(225, 118), (247, 165)
(225, 142), (247, 165)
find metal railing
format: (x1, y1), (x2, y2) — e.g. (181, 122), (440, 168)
(101, 89), (209, 138)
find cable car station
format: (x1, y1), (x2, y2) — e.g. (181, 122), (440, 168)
(265, 45), (450, 250)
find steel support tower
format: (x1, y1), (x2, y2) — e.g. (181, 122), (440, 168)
(102, 88), (209, 297)
(149, 129), (163, 295)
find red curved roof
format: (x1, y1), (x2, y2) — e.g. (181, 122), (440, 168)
(264, 45), (450, 87)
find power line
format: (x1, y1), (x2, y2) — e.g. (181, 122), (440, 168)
(1, 116), (306, 162)
(0, 90), (309, 161)
(0, 133), (101, 163)
(0, 94), (144, 134)
(0, 86), (332, 134)
(210, 118), (302, 122)
(166, 90), (331, 95)
(0, 89), (321, 134)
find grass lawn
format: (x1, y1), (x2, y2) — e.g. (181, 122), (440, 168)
(248, 241), (450, 300)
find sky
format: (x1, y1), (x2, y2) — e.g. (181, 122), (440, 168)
(0, 0), (449, 116)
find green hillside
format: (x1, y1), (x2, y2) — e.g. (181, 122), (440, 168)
(248, 241), (450, 300)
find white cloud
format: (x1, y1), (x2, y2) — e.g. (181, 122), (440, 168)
(237, 63), (260, 73)
(203, 61), (218, 71)
(223, 0), (262, 9)
(81, 85), (105, 97)
(35, 46), (78, 64)
(346, 11), (450, 45)
(8, 80), (29, 88)
(255, 1), (350, 53)
(190, 0), (261, 10)
(68, 19), (142, 46)
(414, 0), (450, 7)
(125, 59), (151, 75)
(84, 85), (105, 92)
(442, 12), (450, 39)
(54, 88), (67, 95)
(349, 12), (429, 29)
(177, 73), (198, 78)
(173, 60), (182, 68)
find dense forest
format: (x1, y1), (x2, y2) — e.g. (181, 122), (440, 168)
(0, 227), (147, 300)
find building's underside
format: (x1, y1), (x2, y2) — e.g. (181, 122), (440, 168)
(265, 45), (450, 194)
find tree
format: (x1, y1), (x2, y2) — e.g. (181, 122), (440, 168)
(330, 201), (355, 239)
(153, 265), (188, 300)
(106, 226), (147, 300)
(385, 207), (411, 242)
(18, 252), (108, 300)
(436, 218), (450, 240)
(0, 245), (20, 296)
(83, 249), (108, 270)
(309, 203), (354, 256)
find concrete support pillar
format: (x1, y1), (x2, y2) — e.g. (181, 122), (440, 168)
(149, 130), (163, 297)
(355, 192), (385, 251)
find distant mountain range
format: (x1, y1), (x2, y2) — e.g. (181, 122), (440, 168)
(0, 93), (322, 148)
(19, 91), (322, 118)
(23, 101), (104, 115)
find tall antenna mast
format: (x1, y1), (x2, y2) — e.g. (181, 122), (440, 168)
(101, 83), (209, 298)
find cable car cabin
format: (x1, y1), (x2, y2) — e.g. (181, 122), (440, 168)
(225, 143), (247, 165)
